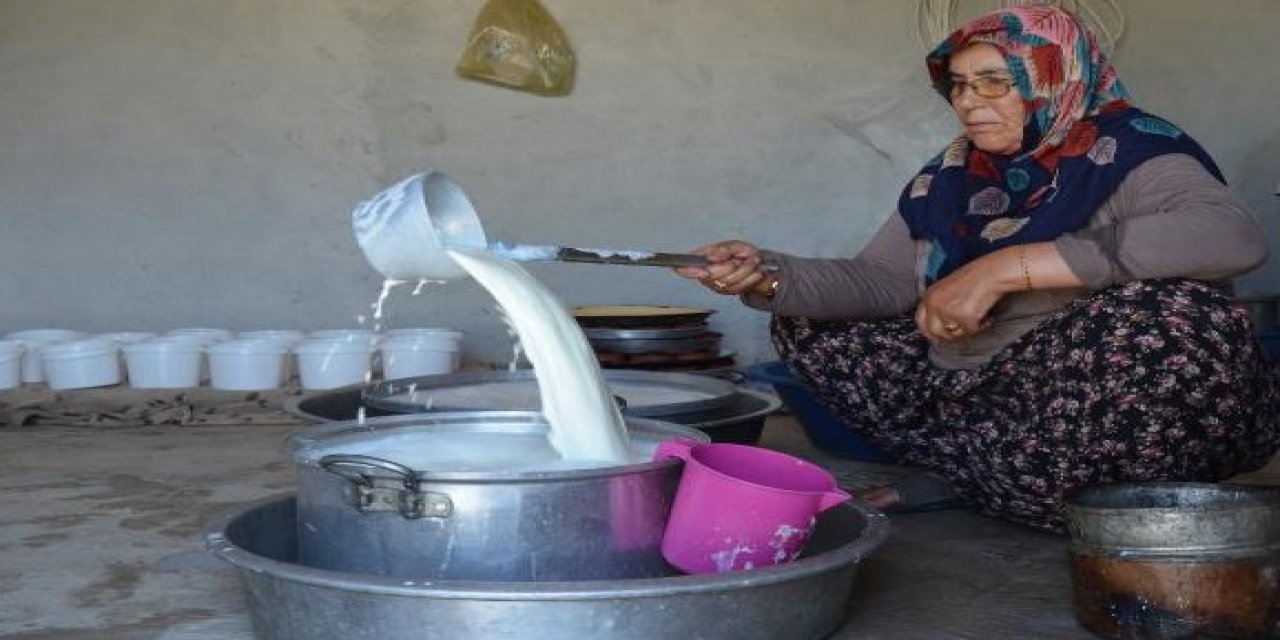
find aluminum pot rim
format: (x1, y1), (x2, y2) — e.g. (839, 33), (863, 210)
(282, 410), (711, 481)
(1064, 481), (1280, 515)
(204, 493), (890, 600)
(362, 369), (741, 418)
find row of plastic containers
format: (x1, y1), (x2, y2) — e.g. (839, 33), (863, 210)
(0, 327), (463, 392)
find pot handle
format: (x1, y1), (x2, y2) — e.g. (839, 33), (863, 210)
(320, 454), (419, 488)
(319, 454), (452, 520)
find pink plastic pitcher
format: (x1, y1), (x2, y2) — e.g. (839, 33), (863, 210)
(654, 439), (852, 574)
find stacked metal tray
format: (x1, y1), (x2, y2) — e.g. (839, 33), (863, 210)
(572, 305), (735, 375)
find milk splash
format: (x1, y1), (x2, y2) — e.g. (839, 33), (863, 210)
(447, 247), (632, 464)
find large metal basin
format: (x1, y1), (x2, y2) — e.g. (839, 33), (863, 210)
(206, 494), (888, 640)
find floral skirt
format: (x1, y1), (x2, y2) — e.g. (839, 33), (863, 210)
(772, 279), (1280, 532)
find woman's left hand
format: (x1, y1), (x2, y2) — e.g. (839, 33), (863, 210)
(915, 252), (1009, 342)
(916, 242), (1078, 342)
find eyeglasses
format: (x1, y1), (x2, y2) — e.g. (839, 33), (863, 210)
(934, 76), (1015, 101)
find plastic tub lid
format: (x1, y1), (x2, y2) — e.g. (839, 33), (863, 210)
(125, 339), (204, 354)
(97, 332), (158, 345)
(294, 339), (375, 354)
(384, 328), (464, 340)
(209, 339), (288, 355)
(42, 338), (117, 360)
(167, 328), (233, 342)
(309, 329), (378, 338)
(379, 335), (461, 349)
(5, 329), (86, 344)
(238, 330), (306, 343)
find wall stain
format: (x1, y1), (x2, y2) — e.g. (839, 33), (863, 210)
(69, 561), (146, 608)
(19, 513), (93, 529)
(0, 608), (220, 640)
(0, 570), (23, 594)
(20, 532), (70, 549)
(39, 474), (251, 538)
(259, 461), (288, 473)
(4, 480), (91, 493)
(119, 499), (245, 538)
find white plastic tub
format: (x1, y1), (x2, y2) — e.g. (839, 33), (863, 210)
(379, 335), (461, 380)
(0, 341), (25, 389)
(41, 339), (120, 390)
(293, 339), (373, 390)
(208, 339), (288, 391)
(238, 331), (305, 382)
(4, 329), (86, 383)
(124, 339), (203, 389)
(95, 332), (159, 378)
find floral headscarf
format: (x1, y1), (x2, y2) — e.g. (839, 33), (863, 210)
(898, 6), (1222, 285)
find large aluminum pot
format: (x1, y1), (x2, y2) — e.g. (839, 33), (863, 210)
(284, 411), (709, 582)
(1065, 482), (1280, 640)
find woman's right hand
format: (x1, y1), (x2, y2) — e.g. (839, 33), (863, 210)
(675, 240), (771, 296)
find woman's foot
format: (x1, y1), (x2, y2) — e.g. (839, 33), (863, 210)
(859, 485), (904, 510)
(860, 472), (969, 513)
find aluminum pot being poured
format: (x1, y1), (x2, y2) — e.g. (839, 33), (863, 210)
(285, 411), (710, 582)
(350, 171), (743, 281)
(352, 172), (489, 281)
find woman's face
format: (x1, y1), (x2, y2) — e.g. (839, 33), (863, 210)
(946, 43), (1026, 155)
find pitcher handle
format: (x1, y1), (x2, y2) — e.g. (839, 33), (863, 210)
(653, 438), (697, 462)
(818, 488), (853, 512)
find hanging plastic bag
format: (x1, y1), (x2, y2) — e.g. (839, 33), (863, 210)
(455, 0), (576, 97)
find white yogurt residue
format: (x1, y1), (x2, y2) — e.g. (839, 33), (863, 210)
(487, 242), (560, 262)
(769, 523), (811, 564)
(711, 543), (757, 573)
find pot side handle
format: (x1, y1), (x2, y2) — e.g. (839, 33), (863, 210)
(318, 454), (453, 520)
(320, 454), (419, 488)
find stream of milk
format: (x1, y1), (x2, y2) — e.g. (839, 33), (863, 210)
(351, 173), (639, 466)
(446, 247), (633, 465)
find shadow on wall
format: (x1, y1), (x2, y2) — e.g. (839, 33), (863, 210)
(822, 76), (958, 175)
(1234, 132), (1280, 295)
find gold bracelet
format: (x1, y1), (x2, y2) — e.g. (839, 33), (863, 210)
(762, 276), (780, 299)
(1018, 245), (1033, 291)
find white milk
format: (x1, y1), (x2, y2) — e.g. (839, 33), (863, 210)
(386, 380), (716, 412)
(448, 248), (633, 465)
(310, 430), (657, 473)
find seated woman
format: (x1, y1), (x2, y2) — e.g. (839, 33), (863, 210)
(676, 5), (1279, 532)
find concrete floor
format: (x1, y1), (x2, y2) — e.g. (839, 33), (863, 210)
(27, 397), (1280, 640)
(0, 411), (1123, 640)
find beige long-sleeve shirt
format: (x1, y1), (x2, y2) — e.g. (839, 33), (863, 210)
(745, 154), (1268, 369)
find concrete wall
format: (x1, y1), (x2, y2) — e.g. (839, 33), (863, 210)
(1, 0), (1276, 366)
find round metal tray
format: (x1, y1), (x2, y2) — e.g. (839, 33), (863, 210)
(362, 369), (739, 418)
(589, 332), (722, 355)
(583, 324), (709, 340)
(572, 305), (715, 328)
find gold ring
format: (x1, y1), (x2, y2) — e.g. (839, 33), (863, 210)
(713, 280), (727, 289)
(943, 322), (961, 332)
